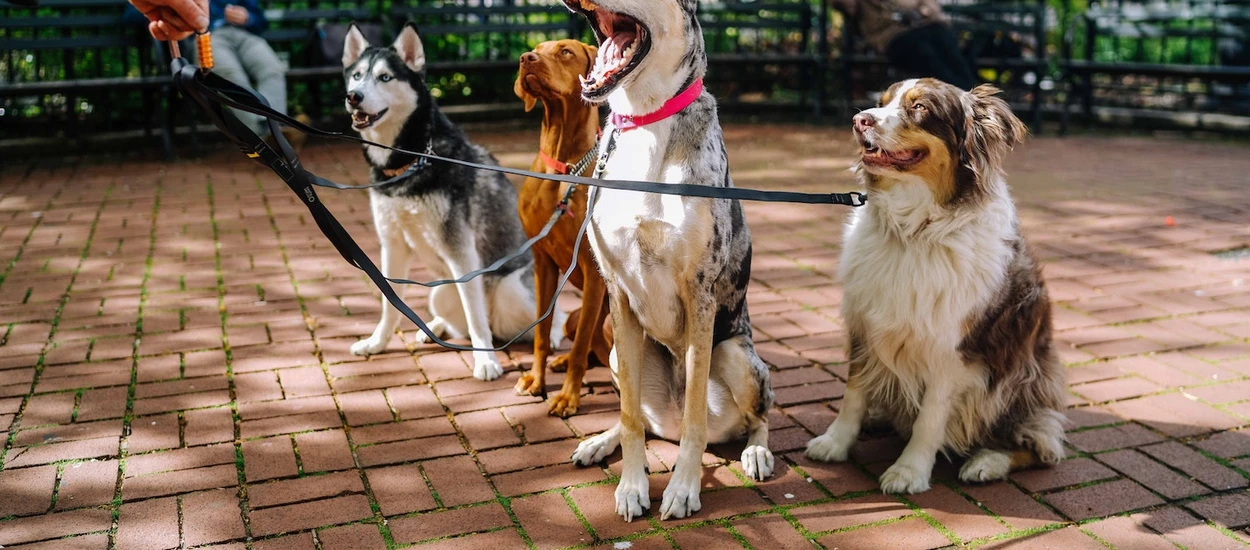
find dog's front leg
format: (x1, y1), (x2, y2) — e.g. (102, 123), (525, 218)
(806, 335), (869, 462)
(352, 227), (413, 356)
(661, 299), (713, 521)
(611, 295), (651, 522)
(547, 263), (607, 417)
(805, 382), (867, 463)
(517, 248), (558, 398)
(879, 375), (957, 494)
(445, 248), (504, 381)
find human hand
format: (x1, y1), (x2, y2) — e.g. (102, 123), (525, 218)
(130, 0), (207, 40)
(224, 5), (250, 27)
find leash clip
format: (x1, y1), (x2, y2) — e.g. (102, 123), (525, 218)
(836, 192), (867, 207)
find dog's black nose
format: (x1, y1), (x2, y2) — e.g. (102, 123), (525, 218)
(521, 51), (539, 65)
(853, 113), (876, 133)
(346, 91), (363, 107)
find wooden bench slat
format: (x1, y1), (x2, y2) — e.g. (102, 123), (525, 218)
(0, 36), (132, 50)
(0, 75), (168, 94)
(0, 15), (126, 29)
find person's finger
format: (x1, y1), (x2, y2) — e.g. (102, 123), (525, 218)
(153, 20), (193, 41)
(157, 0), (208, 31)
(149, 21), (170, 41)
(156, 6), (195, 32)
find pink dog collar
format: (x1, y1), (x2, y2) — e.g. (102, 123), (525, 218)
(610, 79), (704, 132)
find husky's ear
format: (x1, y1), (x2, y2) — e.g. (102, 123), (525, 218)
(393, 22), (426, 73)
(342, 23), (369, 68)
(514, 71), (537, 112)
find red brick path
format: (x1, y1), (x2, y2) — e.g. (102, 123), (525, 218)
(1, 125), (1249, 549)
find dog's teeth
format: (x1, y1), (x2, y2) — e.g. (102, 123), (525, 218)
(580, 0), (597, 10)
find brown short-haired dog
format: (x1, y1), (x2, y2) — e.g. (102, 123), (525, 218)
(513, 39), (613, 417)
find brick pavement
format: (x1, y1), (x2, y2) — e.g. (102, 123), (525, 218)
(1, 125), (1249, 549)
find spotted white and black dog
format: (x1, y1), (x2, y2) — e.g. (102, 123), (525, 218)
(341, 23), (564, 380)
(561, 0), (775, 522)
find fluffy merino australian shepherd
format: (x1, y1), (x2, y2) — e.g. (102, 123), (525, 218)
(805, 79), (1067, 494)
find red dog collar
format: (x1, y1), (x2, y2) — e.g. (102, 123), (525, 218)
(538, 128), (603, 175)
(610, 79), (704, 132)
(539, 151), (571, 174)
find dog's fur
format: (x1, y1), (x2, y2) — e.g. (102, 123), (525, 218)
(805, 78), (1067, 494)
(562, 0), (775, 521)
(513, 39), (615, 417)
(342, 24), (565, 380)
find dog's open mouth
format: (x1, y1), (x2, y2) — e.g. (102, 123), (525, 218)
(860, 138), (926, 168)
(563, 0), (651, 99)
(351, 108), (388, 130)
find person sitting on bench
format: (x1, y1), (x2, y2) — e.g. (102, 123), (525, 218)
(834, 0), (978, 90)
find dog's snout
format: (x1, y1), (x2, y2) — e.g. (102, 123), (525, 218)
(346, 91), (363, 107)
(853, 113), (876, 133)
(521, 52), (540, 65)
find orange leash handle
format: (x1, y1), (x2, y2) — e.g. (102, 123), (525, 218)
(196, 31), (213, 71)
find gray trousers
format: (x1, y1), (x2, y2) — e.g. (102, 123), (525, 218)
(211, 26), (287, 135)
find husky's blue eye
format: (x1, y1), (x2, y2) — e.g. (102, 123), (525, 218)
(380, 74), (393, 82)
(352, 72), (362, 80)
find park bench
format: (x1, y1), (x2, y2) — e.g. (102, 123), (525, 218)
(0, 0), (176, 154)
(1060, 0), (1250, 133)
(838, 0), (1051, 131)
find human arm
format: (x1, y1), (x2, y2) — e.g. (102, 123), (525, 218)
(129, 0), (208, 40)
(226, 0), (267, 34)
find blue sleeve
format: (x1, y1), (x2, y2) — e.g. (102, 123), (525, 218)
(123, 4), (149, 28)
(240, 0), (268, 34)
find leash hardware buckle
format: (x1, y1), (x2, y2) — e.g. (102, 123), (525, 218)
(840, 192), (867, 207)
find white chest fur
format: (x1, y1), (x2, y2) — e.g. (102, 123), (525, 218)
(839, 182), (1016, 371)
(369, 191), (452, 277)
(589, 122), (697, 346)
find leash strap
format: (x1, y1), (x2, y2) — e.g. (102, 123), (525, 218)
(171, 58), (587, 353)
(181, 70), (867, 207)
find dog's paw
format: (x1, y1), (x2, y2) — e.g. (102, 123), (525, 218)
(547, 391), (580, 418)
(879, 462), (932, 494)
(350, 336), (388, 356)
(413, 318), (447, 345)
(805, 433), (852, 463)
(549, 321), (566, 350)
(741, 445), (775, 481)
(571, 432), (617, 466)
(473, 357), (504, 381)
(515, 372), (544, 396)
(660, 476), (702, 521)
(959, 450), (1012, 484)
(547, 354), (570, 373)
(615, 471), (651, 522)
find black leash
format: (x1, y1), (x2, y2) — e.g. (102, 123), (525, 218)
(169, 57), (866, 354)
(172, 58), (598, 353)
(184, 68), (867, 207)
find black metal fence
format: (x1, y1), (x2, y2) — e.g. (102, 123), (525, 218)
(1, 0), (1247, 155)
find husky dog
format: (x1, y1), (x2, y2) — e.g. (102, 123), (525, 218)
(342, 23), (565, 381)
(805, 79), (1067, 494)
(562, 0), (775, 522)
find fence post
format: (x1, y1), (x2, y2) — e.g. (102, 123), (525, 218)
(816, 0), (829, 117)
